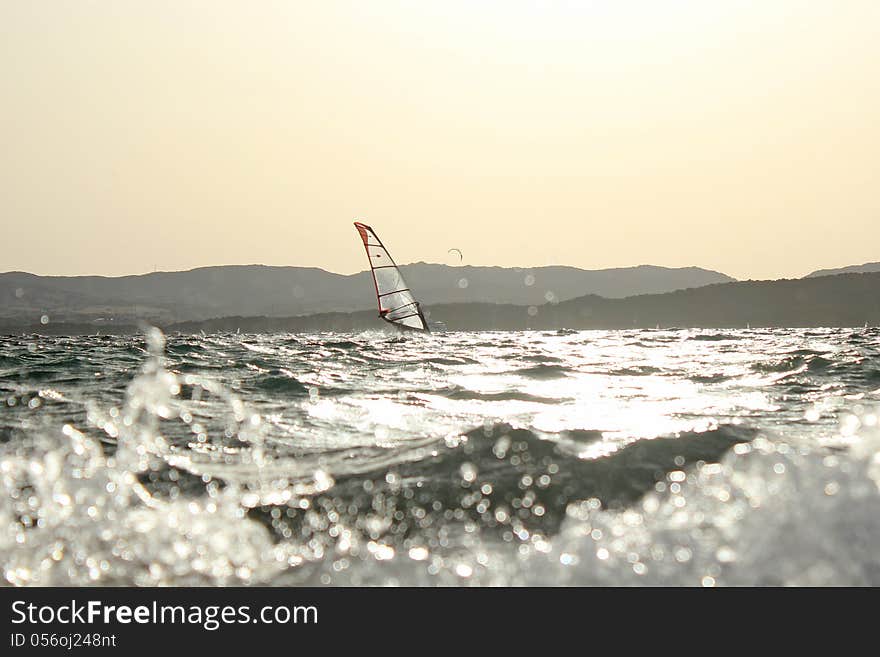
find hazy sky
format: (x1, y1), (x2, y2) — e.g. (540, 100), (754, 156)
(2, 1), (879, 280)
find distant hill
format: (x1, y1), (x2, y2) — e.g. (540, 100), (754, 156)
(166, 271), (878, 333)
(10, 270), (877, 335)
(806, 262), (880, 278)
(0, 263), (733, 326)
(160, 271), (880, 333)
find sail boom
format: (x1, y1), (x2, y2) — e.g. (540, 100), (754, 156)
(378, 288), (410, 298)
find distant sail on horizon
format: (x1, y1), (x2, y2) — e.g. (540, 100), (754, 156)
(353, 221), (430, 332)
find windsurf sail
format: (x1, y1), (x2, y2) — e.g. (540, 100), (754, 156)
(353, 221), (430, 332)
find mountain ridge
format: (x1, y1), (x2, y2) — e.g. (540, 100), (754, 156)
(0, 262), (734, 325)
(806, 261), (880, 278)
(4, 270), (879, 334)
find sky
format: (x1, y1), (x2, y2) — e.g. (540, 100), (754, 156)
(2, 1), (879, 280)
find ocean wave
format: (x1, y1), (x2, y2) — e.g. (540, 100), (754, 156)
(514, 364), (572, 379)
(753, 353), (835, 376)
(423, 356), (480, 366)
(688, 333), (742, 341)
(521, 354), (565, 363)
(531, 437), (880, 586)
(166, 342), (210, 356)
(273, 422), (757, 543)
(608, 365), (663, 376)
(324, 339), (361, 348)
(3, 327), (880, 586)
(691, 373), (733, 384)
(245, 372), (309, 395)
(444, 389), (564, 404)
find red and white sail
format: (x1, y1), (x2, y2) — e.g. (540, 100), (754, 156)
(353, 221), (429, 332)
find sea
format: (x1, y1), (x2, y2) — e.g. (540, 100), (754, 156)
(1, 327), (879, 586)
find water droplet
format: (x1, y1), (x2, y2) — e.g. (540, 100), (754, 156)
(454, 563), (473, 578)
(408, 547), (429, 561)
(560, 552), (578, 566)
(716, 547), (737, 563)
